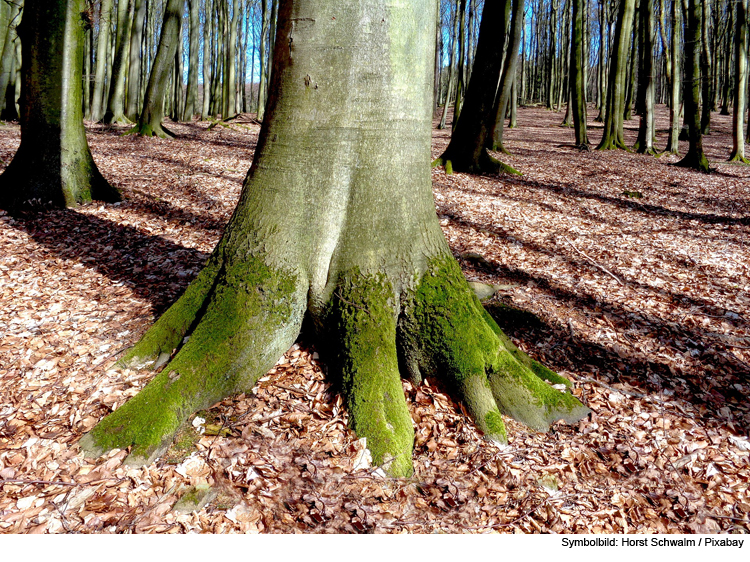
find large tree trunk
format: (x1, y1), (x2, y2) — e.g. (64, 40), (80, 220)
(0, 0), (120, 213)
(434, 0), (520, 175)
(128, 0), (183, 137)
(102, 0), (134, 124)
(597, 0), (637, 150)
(81, 0), (588, 476)
(677, 0), (710, 171)
(729, 0), (749, 162)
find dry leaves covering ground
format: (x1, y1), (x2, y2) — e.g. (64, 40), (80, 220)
(0, 106), (748, 534)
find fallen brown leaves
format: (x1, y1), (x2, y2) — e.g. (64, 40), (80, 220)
(1, 107), (748, 533)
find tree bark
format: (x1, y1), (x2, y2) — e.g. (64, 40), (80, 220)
(183, 0), (201, 120)
(488, 0), (525, 153)
(571, 0), (589, 147)
(634, 0), (656, 154)
(125, 0), (146, 121)
(700, 0), (712, 134)
(597, 0), (636, 150)
(676, 0), (710, 171)
(103, 0), (134, 124)
(89, 0), (113, 121)
(665, 0), (681, 153)
(0, 0), (22, 118)
(81, 0), (588, 476)
(435, 0), (518, 174)
(0, 0), (120, 213)
(729, 0), (748, 162)
(128, 0), (183, 137)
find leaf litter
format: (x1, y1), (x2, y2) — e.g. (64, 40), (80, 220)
(0, 107), (748, 533)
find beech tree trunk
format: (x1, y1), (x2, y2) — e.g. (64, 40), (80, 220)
(89, 0), (113, 121)
(665, 0), (681, 154)
(729, 0), (748, 162)
(634, 0), (656, 154)
(677, 0), (710, 171)
(488, 0), (524, 154)
(103, 0), (134, 124)
(183, 0), (201, 120)
(125, 0), (146, 121)
(434, 0), (520, 174)
(0, 0), (120, 213)
(597, 0), (636, 150)
(129, 0), (183, 137)
(571, 0), (589, 147)
(81, 0), (588, 476)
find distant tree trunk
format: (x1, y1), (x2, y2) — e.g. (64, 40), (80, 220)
(439, 2), (460, 130)
(623, 11), (638, 121)
(700, 0), (712, 134)
(0, 1), (22, 118)
(509, 76), (518, 127)
(729, 0), (748, 162)
(571, 0), (589, 147)
(488, 0), (524, 153)
(720, 1), (734, 116)
(183, 0), (200, 120)
(453, 0), (468, 131)
(597, 0), (637, 149)
(434, 0), (519, 175)
(665, 0), (681, 153)
(677, 0), (710, 171)
(125, 0), (146, 121)
(202, 0), (213, 118)
(103, 0), (134, 124)
(223, 0), (239, 119)
(128, 0), (182, 137)
(634, 0), (656, 154)
(89, 0), (113, 121)
(256, 0), (270, 120)
(0, 0), (120, 213)
(595, 0), (607, 120)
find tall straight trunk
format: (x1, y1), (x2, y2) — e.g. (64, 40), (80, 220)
(183, 0), (200, 120)
(635, 0), (656, 153)
(453, 0), (468, 131)
(729, 0), (748, 162)
(720, 1), (733, 115)
(571, 0), (589, 146)
(129, 0), (183, 137)
(223, 0), (239, 118)
(488, 0), (524, 153)
(595, 0), (608, 119)
(700, 0), (712, 134)
(439, 2), (460, 130)
(202, 0), (213, 118)
(666, 0), (681, 153)
(256, 0), (270, 120)
(0, 1), (22, 117)
(520, 8), (526, 103)
(125, 0), (146, 120)
(89, 0), (114, 121)
(623, 11), (638, 121)
(509, 74), (518, 127)
(0, 0), (119, 213)
(82, 0), (587, 477)
(435, 0), (519, 175)
(677, 0), (710, 171)
(103, 0), (134, 124)
(433, 5), (442, 112)
(547, 0), (558, 109)
(597, 0), (637, 149)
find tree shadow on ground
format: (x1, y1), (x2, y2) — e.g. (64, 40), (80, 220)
(8, 208), (208, 316)
(460, 253), (750, 436)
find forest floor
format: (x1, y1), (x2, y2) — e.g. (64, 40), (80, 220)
(0, 105), (748, 534)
